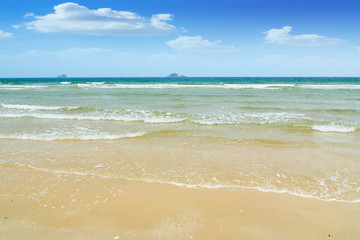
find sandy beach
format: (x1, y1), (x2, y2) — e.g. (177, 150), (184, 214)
(1, 136), (359, 240)
(1, 167), (359, 240)
(1, 78), (359, 239)
(1, 0), (360, 237)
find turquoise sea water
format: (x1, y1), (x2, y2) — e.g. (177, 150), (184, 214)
(0, 77), (359, 139)
(1, 77), (359, 202)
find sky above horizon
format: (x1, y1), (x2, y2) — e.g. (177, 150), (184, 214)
(1, 0), (360, 77)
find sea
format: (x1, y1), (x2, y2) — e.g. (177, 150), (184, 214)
(0, 77), (359, 202)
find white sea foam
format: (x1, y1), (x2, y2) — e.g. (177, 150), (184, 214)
(0, 131), (146, 141)
(0, 111), (308, 124)
(1, 160), (359, 203)
(75, 83), (360, 90)
(0, 85), (47, 89)
(299, 84), (360, 90)
(76, 82), (105, 87)
(222, 84), (295, 89)
(0, 103), (77, 111)
(76, 83), (296, 89)
(0, 110), (310, 124)
(312, 124), (356, 133)
(0, 112), (185, 123)
(1, 83), (360, 90)
(194, 112), (309, 125)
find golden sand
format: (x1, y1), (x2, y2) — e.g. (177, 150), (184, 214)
(1, 170), (359, 240)
(0, 137), (359, 239)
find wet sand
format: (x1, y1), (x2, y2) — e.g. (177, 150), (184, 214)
(1, 78), (360, 239)
(0, 167), (359, 240)
(1, 137), (360, 240)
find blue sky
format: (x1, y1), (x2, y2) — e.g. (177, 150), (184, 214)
(0, 0), (360, 77)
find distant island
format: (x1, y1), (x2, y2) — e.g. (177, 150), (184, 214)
(166, 73), (186, 78)
(57, 74), (67, 78)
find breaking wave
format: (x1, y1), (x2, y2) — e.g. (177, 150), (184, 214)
(312, 124), (356, 133)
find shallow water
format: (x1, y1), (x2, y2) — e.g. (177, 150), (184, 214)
(0, 77), (359, 202)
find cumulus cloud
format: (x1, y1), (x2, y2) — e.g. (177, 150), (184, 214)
(25, 2), (177, 36)
(0, 29), (13, 39)
(166, 36), (235, 52)
(264, 26), (341, 46)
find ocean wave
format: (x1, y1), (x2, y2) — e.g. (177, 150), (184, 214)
(0, 84), (47, 90)
(76, 83), (296, 89)
(0, 111), (311, 125)
(161, 181), (360, 203)
(0, 112), (185, 123)
(0, 103), (78, 111)
(1, 160), (359, 203)
(312, 124), (356, 133)
(299, 84), (360, 90)
(73, 83), (360, 90)
(306, 108), (360, 114)
(193, 112), (310, 125)
(0, 131), (146, 141)
(2, 82), (360, 90)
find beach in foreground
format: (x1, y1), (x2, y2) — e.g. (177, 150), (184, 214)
(1, 183), (359, 240)
(1, 136), (359, 240)
(1, 160), (359, 240)
(1, 144), (359, 240)
(0, 77), (359, 239)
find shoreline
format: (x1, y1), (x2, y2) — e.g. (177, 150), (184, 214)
(1, 77), (359, 239)
(2, 158), (359, 204)
(1, 136), (359, 203)
(1, 167), (359, 240)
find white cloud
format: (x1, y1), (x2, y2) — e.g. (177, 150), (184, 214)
(0, 29), (13, 39)
(264, 26), (341, 46)
(12, 25), (21, 29)
(20, 47), (125, 58)
(25, 2), (177, 36)
(166, 36), (235, 52)
(24, 12), (35, 18)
